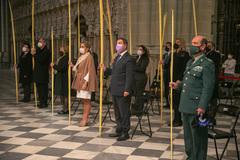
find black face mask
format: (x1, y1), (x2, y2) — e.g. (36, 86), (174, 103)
(205, 47), (211, 53)
(165, 47), (170, 52)
(174, 43), (179, 49)
(59, 51), (64, 56)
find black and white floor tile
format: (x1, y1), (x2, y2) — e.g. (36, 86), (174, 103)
(0, 69), (239, 160)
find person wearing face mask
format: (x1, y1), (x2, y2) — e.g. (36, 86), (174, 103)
(70, 41), (97, 127)
(50, 46), (69, 114)
(169, 38), (191, 127)
(31, 37), (51, 108)
(205, 41), (221, 124)
(163, 42), (172, 107)
(131, 45), (149, 115)
(170, 36), (215, 160)
(222, 53), (236, 77)
(108, 37), (134, 141)
(18, 42), (33, 102)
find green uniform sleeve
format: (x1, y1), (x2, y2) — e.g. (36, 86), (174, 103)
(198, 62), (215, 110)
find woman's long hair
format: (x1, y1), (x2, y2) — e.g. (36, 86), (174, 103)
(138, 45), (149, 58)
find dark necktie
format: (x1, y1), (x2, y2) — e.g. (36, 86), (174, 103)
(115, 55), (121, 63)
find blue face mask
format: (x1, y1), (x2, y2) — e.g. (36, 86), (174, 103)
(188, 45), (200, 57)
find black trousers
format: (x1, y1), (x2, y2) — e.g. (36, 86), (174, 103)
(207, 97), (218, 119)
(112, 95), (131, 134)
(173, 91), (182, 123)
(207, 84), (219, 119)
(36, 82), (48, 106)
(23, 83), (31, 101)
(163, 72), (170, 105)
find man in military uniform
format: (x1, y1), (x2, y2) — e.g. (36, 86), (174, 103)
(171, 35), (215, 160)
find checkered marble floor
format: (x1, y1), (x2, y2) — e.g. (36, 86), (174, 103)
(0, 69), (239, 160)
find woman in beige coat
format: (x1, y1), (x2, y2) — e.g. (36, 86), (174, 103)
(71, 42), (97, 127)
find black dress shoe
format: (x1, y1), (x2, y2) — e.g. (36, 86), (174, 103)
(117, 133), (129, 141)
(173, 122), (182, 127)
(20, 99), (25, 102)
(58, 110), (69, 115)
(39, 104), (48, 108)
(20, 99), (30, 102)
(168, 121), (182, 127)
(163, 104), (170, 108)
(109, 133), (121, 137)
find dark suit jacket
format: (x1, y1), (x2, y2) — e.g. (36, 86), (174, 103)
(33, 46), (51, 83)
(173, 51), (191, 82)
(53, 54), (69, 96)
(134, 55), (149, 95)
(206, 50), (221, 98)
(134, 55), (149, 81)
(18, 52), (33, 84)
(110, 52), (135, 96)
(163, 52), (171, 83)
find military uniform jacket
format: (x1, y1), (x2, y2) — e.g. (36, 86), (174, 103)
(179, 54), (215, 114)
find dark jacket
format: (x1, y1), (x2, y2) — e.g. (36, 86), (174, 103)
(53, 54), (68, 96)
(18, 52), (33, 84)
(33, 46), (51, 83)
(163, 51), (171, 83)
(90, 51), (99, 74)
(206, 50), (220, 78)
(163, 52), (171, 71)
(205, 49), (221, 98)
(134, 55), (149, 95)
(173, 51), (191, 82)
(134, 55), (149, 81)
(110, 52), (135, 96)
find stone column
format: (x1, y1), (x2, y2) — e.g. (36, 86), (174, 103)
(1, 0), (5, 52)
(5, 0), (10, 65)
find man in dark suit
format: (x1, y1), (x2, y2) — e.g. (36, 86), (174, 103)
(163, 42), (172, 107)
(109, 37), (135, 141)
(205, 41), (221, 123)
(171, 39), (191, 127)
(31, 37), (51, 108)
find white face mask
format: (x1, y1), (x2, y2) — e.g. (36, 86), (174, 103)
(79, 48), (85, 54)
(22, 47), (27, 52)
(137, 50), (143, 56)
(228, 55), (233, 59)
(37, 42), (43, 48)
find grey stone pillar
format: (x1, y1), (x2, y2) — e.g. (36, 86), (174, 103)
(5, 0), (10, 65)
(1, 0), (5, 53)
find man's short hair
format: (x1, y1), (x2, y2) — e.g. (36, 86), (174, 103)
(117, 37), (128, 46)
(200, 38), (208, 45)
(208, 41), (215, 48)
(166, 41), (172, 47)
(22, 41), (31, 49)
(38, 37), (46, 43)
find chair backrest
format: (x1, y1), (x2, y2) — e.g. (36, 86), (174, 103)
(142, 91), (153, 113)
(220, 81), (233, 88)
(217, 104), (240, 132)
